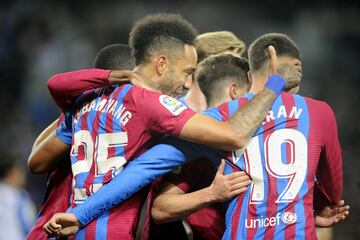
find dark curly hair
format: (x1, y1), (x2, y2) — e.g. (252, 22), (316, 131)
(129, 13), (198, 65)
(197, 54), (250, 106)
(248, 33), (300, 71)
(93, 43), (135, 70)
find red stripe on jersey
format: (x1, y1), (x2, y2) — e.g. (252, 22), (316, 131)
(263, 108), (277, 240)
(106, 186), (149, 240)
(79, 101), (101, 238)
(122, 88), (153, 161)
(103, 87), (121, 184)
(70, 109), (90, 208)
(304, 97), (320, 239)
(282, 94), (297, 239)
(104, 85), (152, 239)
(231, 195), (245, 240)
(243, 150), (257, 239)
(83, 97), (103, 198)
(238, 98), (249, 107)
(85, 219), (97, 240)
(219, 103), (229, 122)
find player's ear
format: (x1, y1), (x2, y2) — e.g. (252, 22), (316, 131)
(247, 71), (253, 86)
(230, 83), (239, 100)
(154, 55), (168, 76)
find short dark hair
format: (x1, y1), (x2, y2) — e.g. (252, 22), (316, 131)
(93, 43), (135, 70)
(129, 13), (198, 65)
(196, 54), (250, 105)
(248, 33), (300, 71)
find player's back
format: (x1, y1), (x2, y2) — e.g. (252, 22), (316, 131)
(206, 92), (342, 240)
(58, 83), (195, 239)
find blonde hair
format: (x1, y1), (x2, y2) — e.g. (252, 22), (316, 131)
(195, 31), (246, 62)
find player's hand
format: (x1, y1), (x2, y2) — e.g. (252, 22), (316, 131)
(108, 70), (160, 92)
(268, 45), (302, 90)
(314, 200), (350, 228)
(43, 212), (81, 238)
(208, 159), (251, 202)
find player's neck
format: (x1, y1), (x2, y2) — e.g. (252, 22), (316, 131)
(249, 73), (267, 95)
(133, 65), (159, 86)
(184, 80), (207, 112)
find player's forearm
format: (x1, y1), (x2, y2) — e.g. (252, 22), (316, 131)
(180, 76), (285, 151)
(32, 118), (59, 152)
(47, 69), (111, 111)
(225, 77), (283, 149)
(28, 132), (70, 174)
(151, 187), (215, 224)
(71, 140), (220, 226)
(71, 143), (193, 226)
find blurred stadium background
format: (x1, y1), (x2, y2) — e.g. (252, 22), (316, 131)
(0, 0), (359, 238)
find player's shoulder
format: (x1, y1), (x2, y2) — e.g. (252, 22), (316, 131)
(280, 92), (330, 108)
(114, 84), (159, 103)
(302, 94), (333, 113)
(287, 93), (335, 121)
(125, 84), (164, 103)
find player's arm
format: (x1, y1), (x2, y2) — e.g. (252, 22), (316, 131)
(47, 69), (112, 111)
(43, 140), (220, 237)
(179, 47), (301, 151)
(141, 46), (301, 151)
(151, 160), (251, 224)
(316, 103), (343, 204)
(28, 131), (70, 174)
(31, 118), (59, 152)
(47, 69), (158, 111)
(28, 115), (72, 174)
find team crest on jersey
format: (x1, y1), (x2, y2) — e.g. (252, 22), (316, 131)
(281, 212), (297, 225)
(159, 95), (187, 116)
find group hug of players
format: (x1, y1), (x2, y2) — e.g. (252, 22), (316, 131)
(26, 13), (349, 240)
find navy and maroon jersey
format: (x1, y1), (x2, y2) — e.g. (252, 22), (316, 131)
(164, 158), (225, 240)
(64, 91), (342, 240)
(49, 70), (342, 239)
(54, 69), (195, 239)
(203, 92), (342, 239)
(142, 158), (225, 240)
(27, 115), (72, 240)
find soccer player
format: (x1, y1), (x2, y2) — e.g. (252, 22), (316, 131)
(144, 33), (345, 239)
(38, 12), (300, 238)
(27, 43), (136, 240)
(183, 31), (246, 112)
(144, 55), (251, 240)
(45, 33), (346, 239)
(219, 33), (343, 239)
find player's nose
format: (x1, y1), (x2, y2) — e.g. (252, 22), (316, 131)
(184, 74), (193, 90)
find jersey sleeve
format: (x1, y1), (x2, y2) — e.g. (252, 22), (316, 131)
(55, 112), (72, 145)
(47, 69), (111, 111)
(71, 138), (221, 226)
(134, 87), (196, 136)
(316, 102), (343, 203)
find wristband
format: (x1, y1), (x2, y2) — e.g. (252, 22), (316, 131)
(264, 75), (286, 95)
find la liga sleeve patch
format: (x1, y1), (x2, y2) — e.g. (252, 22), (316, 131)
(159, 95), (187, 116)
